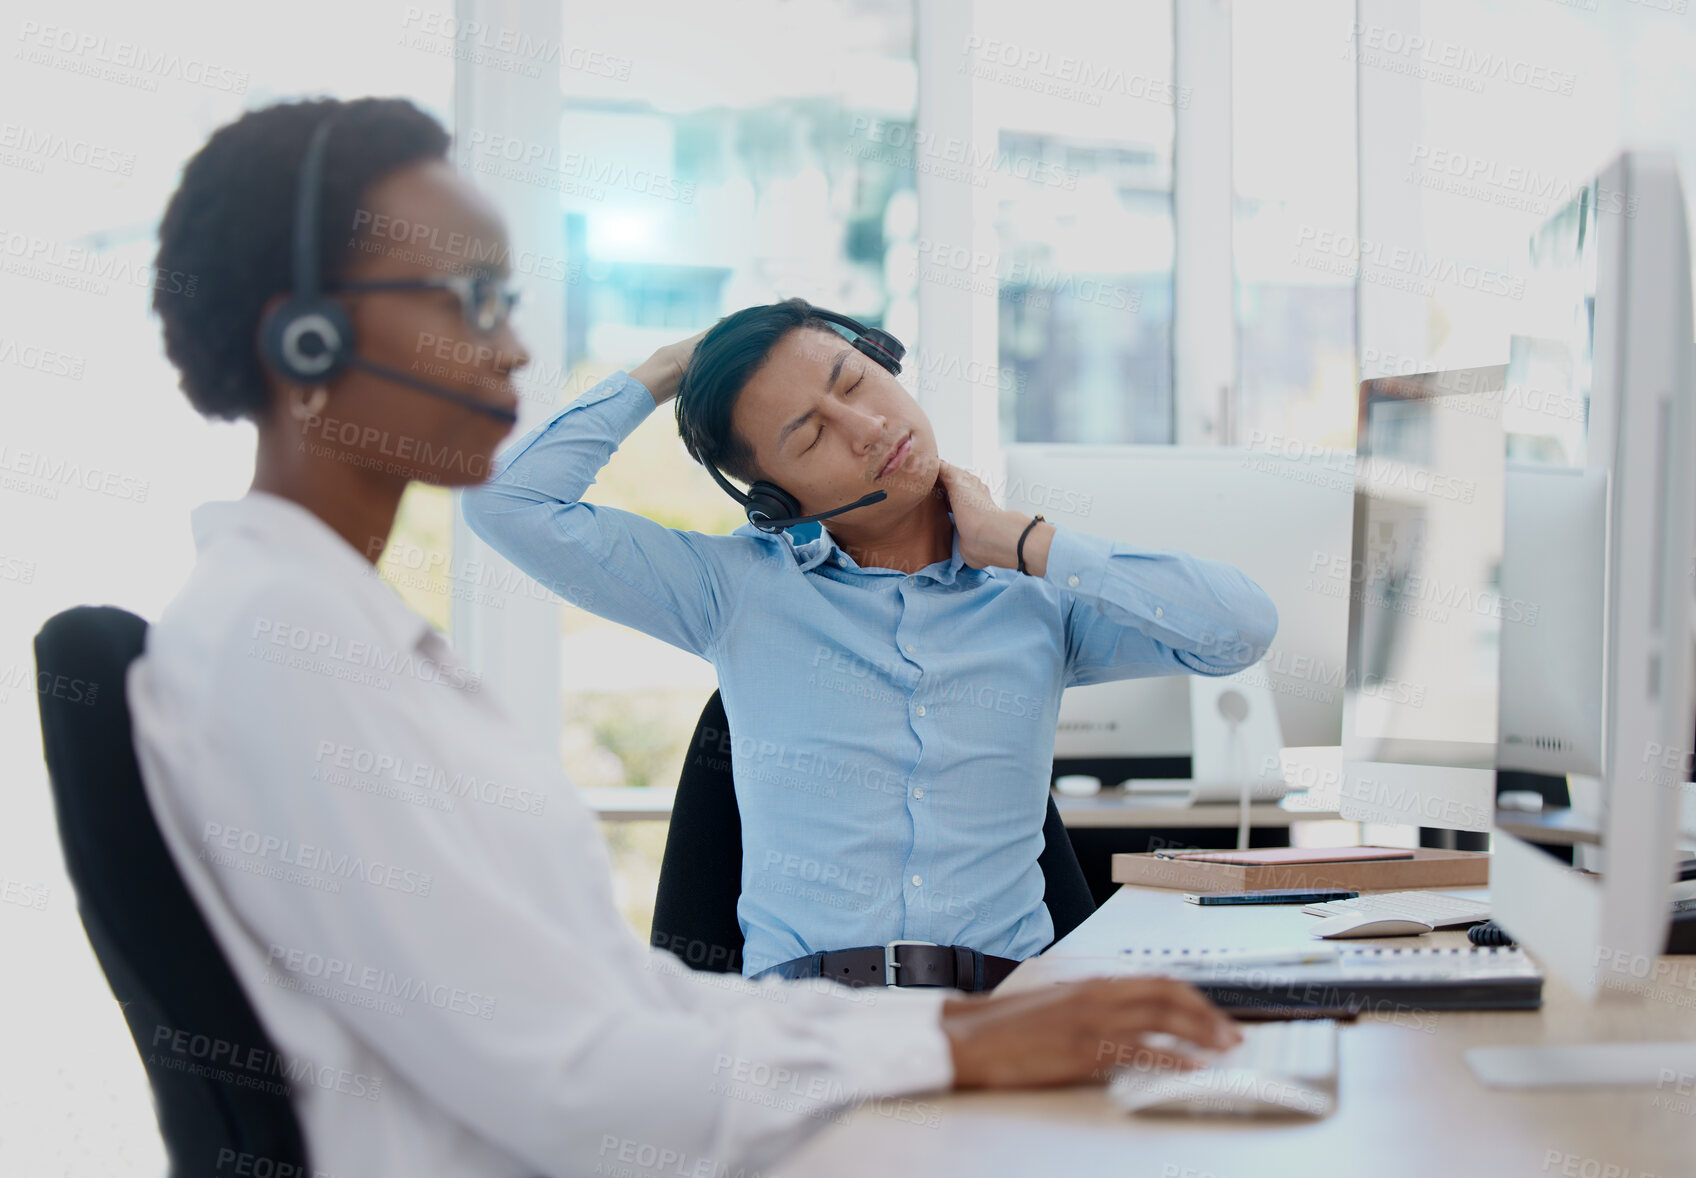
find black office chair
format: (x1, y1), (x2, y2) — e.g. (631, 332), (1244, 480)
(651, 690), (1097, 978)
(34, 606), (310, 1178)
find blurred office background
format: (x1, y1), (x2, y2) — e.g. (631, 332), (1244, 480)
(3, 0), (1695, 1171)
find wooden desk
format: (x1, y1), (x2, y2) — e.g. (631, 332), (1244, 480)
(783, 884), (1696, 1178)
(1494, 806), (1602, 847)
(578, 786), (1345, 828)
(1053, 789), (1341, 829)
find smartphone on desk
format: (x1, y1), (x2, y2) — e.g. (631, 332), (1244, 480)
(1183, 888), (1360, 906)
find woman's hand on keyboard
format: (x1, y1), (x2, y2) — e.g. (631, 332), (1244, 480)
(940, 976), (1242, 1089)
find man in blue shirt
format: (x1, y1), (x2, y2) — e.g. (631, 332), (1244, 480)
(462, 299), (1277, 987)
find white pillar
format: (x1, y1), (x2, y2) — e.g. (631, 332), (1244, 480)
(450, 0), (563, 747)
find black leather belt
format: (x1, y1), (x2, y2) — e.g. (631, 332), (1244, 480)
(759, 942), (1020, 992)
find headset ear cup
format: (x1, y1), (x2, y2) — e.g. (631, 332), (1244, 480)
(854, 328), (905, 375)
(259, 296), (354, 384)
(744, 481), (802, 531)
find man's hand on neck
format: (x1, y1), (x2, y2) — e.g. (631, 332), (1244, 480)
(936, 460), (1055, 577)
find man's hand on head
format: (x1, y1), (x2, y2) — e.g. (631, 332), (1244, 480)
(632, 328), (709, 407)
(936, 460), (1056, 576)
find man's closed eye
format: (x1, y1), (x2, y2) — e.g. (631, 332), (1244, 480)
(802, 371), (864, 454)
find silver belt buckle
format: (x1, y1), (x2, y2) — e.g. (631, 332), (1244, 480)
(884, 940), (939, 987)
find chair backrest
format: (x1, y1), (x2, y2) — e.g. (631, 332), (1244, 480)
(34, 606), (310, 1178)
(651, 690), (745, 973)
(651, 690), (1097, 974)
(1037, 783), (1098, 941)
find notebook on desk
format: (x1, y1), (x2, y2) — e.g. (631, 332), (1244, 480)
(1117, 945), (1544, 1012)
(1157, 847), (1417, 866)
(1114, 846), (1490, 891)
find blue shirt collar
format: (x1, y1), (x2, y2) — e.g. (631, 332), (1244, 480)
(733, 515), (982, 585)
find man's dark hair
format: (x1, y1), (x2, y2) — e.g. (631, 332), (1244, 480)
(674, 297), (843, 484)
(152, 96), (451, 422)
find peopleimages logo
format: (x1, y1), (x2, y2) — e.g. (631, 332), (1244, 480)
(1638, 740), (1694, 790)
(398, 6), (632, 79)
(460, 131), (695, 204)
(0, 445), (150, 502)
(149, 1023), (382, 1102)
(1, 879), (50, 911)
(1307, 550), (1540, 627)
(1239, 653), (1428, 707)
(266, 944), (496, 1020)
(1292, 225), (1525, 300)
(1244, 431), (1477, 505)
(807, 645), (1043, 719)
(959, 35), (1192, 109)
(846, 116), (1078, 190)
(350, 209), (573, 281)
(199, 821), (434, 896)
(1340, 773), (1488, 830)
(0, 336), (86, 380)
(0, 230), (198, 297)
(0, 122), (137, 174)
(1344, 23), (1576, 97)
(247, 617), (482, 693)
(313, 740), (548, 816)
(709, 1054), (944, 1128)
(15, 21), (252, 93)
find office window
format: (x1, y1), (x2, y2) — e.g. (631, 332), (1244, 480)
(1401, 0), (1618, 373)
(977, 3), (1362, 451)
(1232, 0), (1359, 450)
(978, 0), (1179, 444)
(543, 0), (918, 933)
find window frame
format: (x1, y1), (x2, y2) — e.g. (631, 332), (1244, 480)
(449, 0), (565, 744)
(454, 0), (1364, 772)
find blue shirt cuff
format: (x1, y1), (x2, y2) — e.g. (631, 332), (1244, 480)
(1041, 525), (1113, 597)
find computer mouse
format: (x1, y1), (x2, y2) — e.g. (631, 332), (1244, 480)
(1308, 913), (1434, 939)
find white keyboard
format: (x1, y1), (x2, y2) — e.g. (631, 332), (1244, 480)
(1302, 890), (1490, 928)
(1108, 1019), (1339, 1118)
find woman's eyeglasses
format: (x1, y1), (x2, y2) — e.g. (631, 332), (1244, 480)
(331, 270), (520, 334)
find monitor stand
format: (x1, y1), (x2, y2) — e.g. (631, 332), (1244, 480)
(1467, 1041), (1696, 1090)
(1188, 675), (1288, 848)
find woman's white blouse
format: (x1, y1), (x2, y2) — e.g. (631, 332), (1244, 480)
(127, 490), (953, 1178)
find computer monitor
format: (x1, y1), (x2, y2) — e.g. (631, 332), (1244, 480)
(1497, 462), (1606, 778)
(1311, 376), (1608, 820)
(1006, 416), (1605, 800)
(1490, 151), (1695, 1001)
(999, 445), (1354, 762)
(1338, 365), (1509, 833)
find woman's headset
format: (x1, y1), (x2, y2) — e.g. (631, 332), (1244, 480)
(257, 114), (352, 385)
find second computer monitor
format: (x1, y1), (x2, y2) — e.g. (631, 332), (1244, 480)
(1000, 444), (1355, 761)
(1341, 366), (1509, 832)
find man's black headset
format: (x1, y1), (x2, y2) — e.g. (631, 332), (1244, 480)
(257, 111), (519, 426)
(699, 309), (907, 533)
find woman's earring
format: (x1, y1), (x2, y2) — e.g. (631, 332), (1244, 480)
(289, 384), (329, 421)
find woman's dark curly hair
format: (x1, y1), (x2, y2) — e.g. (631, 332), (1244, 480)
(151, 96), (450, 422)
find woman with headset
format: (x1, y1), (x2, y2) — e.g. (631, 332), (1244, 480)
(131, 96), (1240, 1178)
